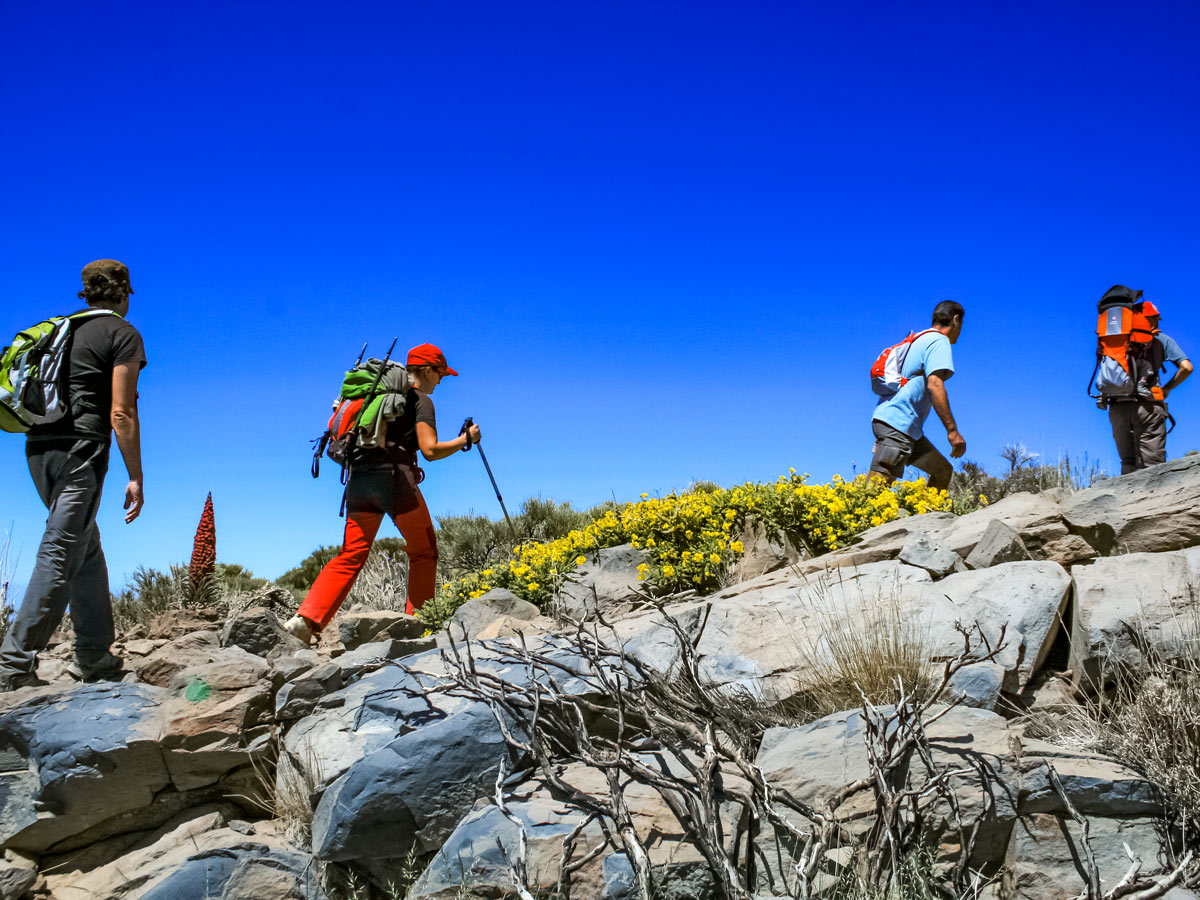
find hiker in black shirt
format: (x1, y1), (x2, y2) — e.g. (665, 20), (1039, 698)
(0, 260), (146, 691)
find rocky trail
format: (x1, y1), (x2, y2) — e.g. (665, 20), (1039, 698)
(5, 458), (1200, 899)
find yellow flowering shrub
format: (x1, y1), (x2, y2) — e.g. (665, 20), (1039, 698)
(418, 474), (951, 630)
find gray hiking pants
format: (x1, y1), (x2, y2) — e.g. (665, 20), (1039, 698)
(1108, 400), (1168, 475)
(869, 421), (953, 491)
(0, 439), (115, 678)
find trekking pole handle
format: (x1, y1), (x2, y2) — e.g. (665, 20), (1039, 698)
(459, 417), (474, 451)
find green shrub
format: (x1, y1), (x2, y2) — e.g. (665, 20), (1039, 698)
(950, 444), (1108, 512)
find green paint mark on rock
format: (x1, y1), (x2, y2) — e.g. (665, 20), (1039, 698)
(185, 677), (211, 702)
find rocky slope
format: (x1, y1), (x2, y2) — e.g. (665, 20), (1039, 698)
(4, 457), (1200, 899)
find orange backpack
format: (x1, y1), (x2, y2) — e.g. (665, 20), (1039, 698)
(1090, 285), (1165, 401)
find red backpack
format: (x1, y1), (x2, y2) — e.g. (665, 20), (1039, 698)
(869, 329), (940, 398)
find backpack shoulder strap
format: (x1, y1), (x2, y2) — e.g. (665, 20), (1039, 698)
(68, 308), (120, 322)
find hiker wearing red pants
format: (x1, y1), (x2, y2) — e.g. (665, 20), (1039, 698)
(285, 343), (481, 644)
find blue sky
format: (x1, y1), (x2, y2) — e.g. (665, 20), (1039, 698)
(2, 0), (1199, 593)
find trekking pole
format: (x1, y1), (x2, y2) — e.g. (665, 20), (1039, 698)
(460, 417), (516, 539)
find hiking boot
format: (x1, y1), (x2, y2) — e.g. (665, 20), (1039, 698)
(69, 651), (126, 683)
(0, 670), (46, 692)
(283, 615), (317, 646)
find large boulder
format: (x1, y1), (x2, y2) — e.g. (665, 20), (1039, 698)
(1070, 546), (1200, 690)
(758, 706), (1019, 867)
(0, 671), (273, 854)
(613, 559), (1070, 706)
(311, 698), (516, 862)
(288, 644), (596, 873)
(0, 683), (172, 853)
(553, 544), (650, 620)
(1062, 455), (1200, 556)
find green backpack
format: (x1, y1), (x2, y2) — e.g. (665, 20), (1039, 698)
(0, 309), (116, 433)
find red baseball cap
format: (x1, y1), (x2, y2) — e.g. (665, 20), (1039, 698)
(1140, 300), (1160, 317)
(407, 343), (458, 375)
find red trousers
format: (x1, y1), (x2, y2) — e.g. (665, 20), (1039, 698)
(298, 484), (438, 629)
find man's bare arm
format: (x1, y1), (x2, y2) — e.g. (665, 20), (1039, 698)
(926, 371), (966, 458)
(111, 360), (143, 523)
(1164, 359), (1193, 398)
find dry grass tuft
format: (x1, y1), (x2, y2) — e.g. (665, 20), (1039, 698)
(1026, 601), (1200, 851)
(345, 547), (409, 613)
(790, 579), (936, 722)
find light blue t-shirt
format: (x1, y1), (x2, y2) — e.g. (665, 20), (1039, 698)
(872, 330), (955, 439)
(1156, 331), (1189, 366)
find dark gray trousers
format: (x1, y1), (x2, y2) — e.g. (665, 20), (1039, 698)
(0, 440), (115, 677)
(1108, 400), (1168, 475)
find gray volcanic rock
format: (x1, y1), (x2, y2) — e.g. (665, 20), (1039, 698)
(613, 559), (1070, 705)
(337, 611), (424, 649)
(134, 630), (223, 686)
(311, 699), (515, 862)
(221, 606), (306, 657)
(446, 589), (540, 642)
(1062, 455), (1200, 555)
(554, 544), (650, 620)
(0, 683), (171, 853)
(757, 706), (1163, 875)
(732, 516), (807, 582)
(965, 519), (1032, 569)
(1005, 814), (1168, 900)
(758, 706), (1019, 866)
(409, 758), (725, 900)
(46, 809), (327, 900)
(898, 532), (965, 578)
(806, 491), (1069, 574)
(0, 664), (275, 855)
(275, 661), (343, 721)
(1070, 547), (1200, 690)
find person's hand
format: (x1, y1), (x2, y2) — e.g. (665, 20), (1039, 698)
(124, 480), (144, 523)
(947, 429), (966, 459)
(468, 423), (482, 444)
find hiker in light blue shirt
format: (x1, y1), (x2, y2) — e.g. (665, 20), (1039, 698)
(869, 301), (966, 491)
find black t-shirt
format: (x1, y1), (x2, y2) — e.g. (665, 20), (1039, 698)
(30, 309), (147, 441)
(351, 389), (436, 466)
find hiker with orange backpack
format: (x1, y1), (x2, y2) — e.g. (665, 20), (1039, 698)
(1092, 286), (1192, 473)
(867, 301), (966, 492)
(285, 343), (481, 644)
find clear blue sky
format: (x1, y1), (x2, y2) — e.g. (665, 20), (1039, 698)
(3, 1), (1198, 593)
